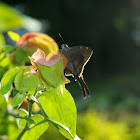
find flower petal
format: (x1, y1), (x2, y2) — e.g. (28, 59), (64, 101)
(18, 33), (58, 55)
(46, 51), (68, 69)
(36, 57), (60, 67)
(29, 49), (45, 65)
(18, 33), (37, 45)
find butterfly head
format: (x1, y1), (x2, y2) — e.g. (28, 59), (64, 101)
(61, 44), (69, 49)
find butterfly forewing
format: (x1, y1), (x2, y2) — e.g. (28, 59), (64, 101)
(60, 46), (93, 77)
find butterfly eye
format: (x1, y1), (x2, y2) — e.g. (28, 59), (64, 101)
(35, 69), (38, 72)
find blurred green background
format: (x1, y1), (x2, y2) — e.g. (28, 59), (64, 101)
(0, 0), (140, 140)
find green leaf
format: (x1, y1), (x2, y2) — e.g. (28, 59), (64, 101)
(14, 67), (40, 93)
(0, 32), (5, 49)
(38, 88), (77, 139)
(4, 46), (14, 53)
(22, 114), (49, 140)
(27, 88), (36, 95)
(15, 47), (35, 64)
(8, 31), (20, 43)
(12, 92), (25, 107)
(37, 58), (64, 88)
(19, 108), (28, 116)
(0, 66), (5, 79)
(19, 108), (28, 129)
(0, 56), (11, 67)
(0, 94), (7, 120)
(15, 47), (28, 63)
(12, 88), (19, 96)
(0, 2), (23, 32)
(50, 84), (65, 95)
(14, 69), (23, 90)
(0, 68), (21, 95)
(48, 119), (75, 139)
(0, 52), (5, 60)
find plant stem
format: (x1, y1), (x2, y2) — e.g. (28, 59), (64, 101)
(28, 101), (32, 118)
(16, 99), (33, 139)
(36, 101), (48, 118)
(16, 123), (28, 140)
(31, 119), (48, 129)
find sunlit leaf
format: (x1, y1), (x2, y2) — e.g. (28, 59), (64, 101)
(50, 84), (65, 95)
(0, 56), (11, 67)
(8, 124), (20, 140)
(27, 88), (36, 95)
(0, 68), (21, 95)
(12, 92), (26, 107)
(18, 108), (28, 129)
(0, 52), (5, 60)
(0, 32), (5, 49)
(48, 118), (75, 139)
(0, 67), (5, 79)
(37, 58), (64, 88)
(19, 108), (28, 116)
(0, 94), (7, 120)
(38, 88), (77, 139)
(21, 114), (49, 140)
(14, 67), (40, 93)
(0, 2), (22, 31)
(8, 31), (20, 43)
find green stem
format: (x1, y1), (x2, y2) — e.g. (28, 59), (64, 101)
(31, 119), (48, 129)
(28, 100), (32, 118)
(16, 100), (33, 139)
(36, 101), (48, 118)
(16, 123), (28, 140)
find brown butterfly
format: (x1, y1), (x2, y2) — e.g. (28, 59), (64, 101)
(60, 44), (93, 99)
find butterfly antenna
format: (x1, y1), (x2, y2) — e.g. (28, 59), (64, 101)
(59, 33), (66, 44)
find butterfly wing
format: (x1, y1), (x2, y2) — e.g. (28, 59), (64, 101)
(60, 46), (93, 77)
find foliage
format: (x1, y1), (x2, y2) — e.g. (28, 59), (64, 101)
(1, 107), (140, 140)
(0, 2), (23, 50)
(1, 3), (138, 140)
(0, 94), (7, 120)
(38, 109), (140, 140)
(0, 2), (22, 32)
(0, 32), (80, 140)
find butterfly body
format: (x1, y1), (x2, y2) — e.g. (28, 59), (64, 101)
(60, 44), (93, 98)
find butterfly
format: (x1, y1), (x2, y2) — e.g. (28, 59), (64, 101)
(60, 43), (93, 99)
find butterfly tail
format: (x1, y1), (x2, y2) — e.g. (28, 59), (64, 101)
(75, 76), (90, 99)
(79, 77), (90, 97)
